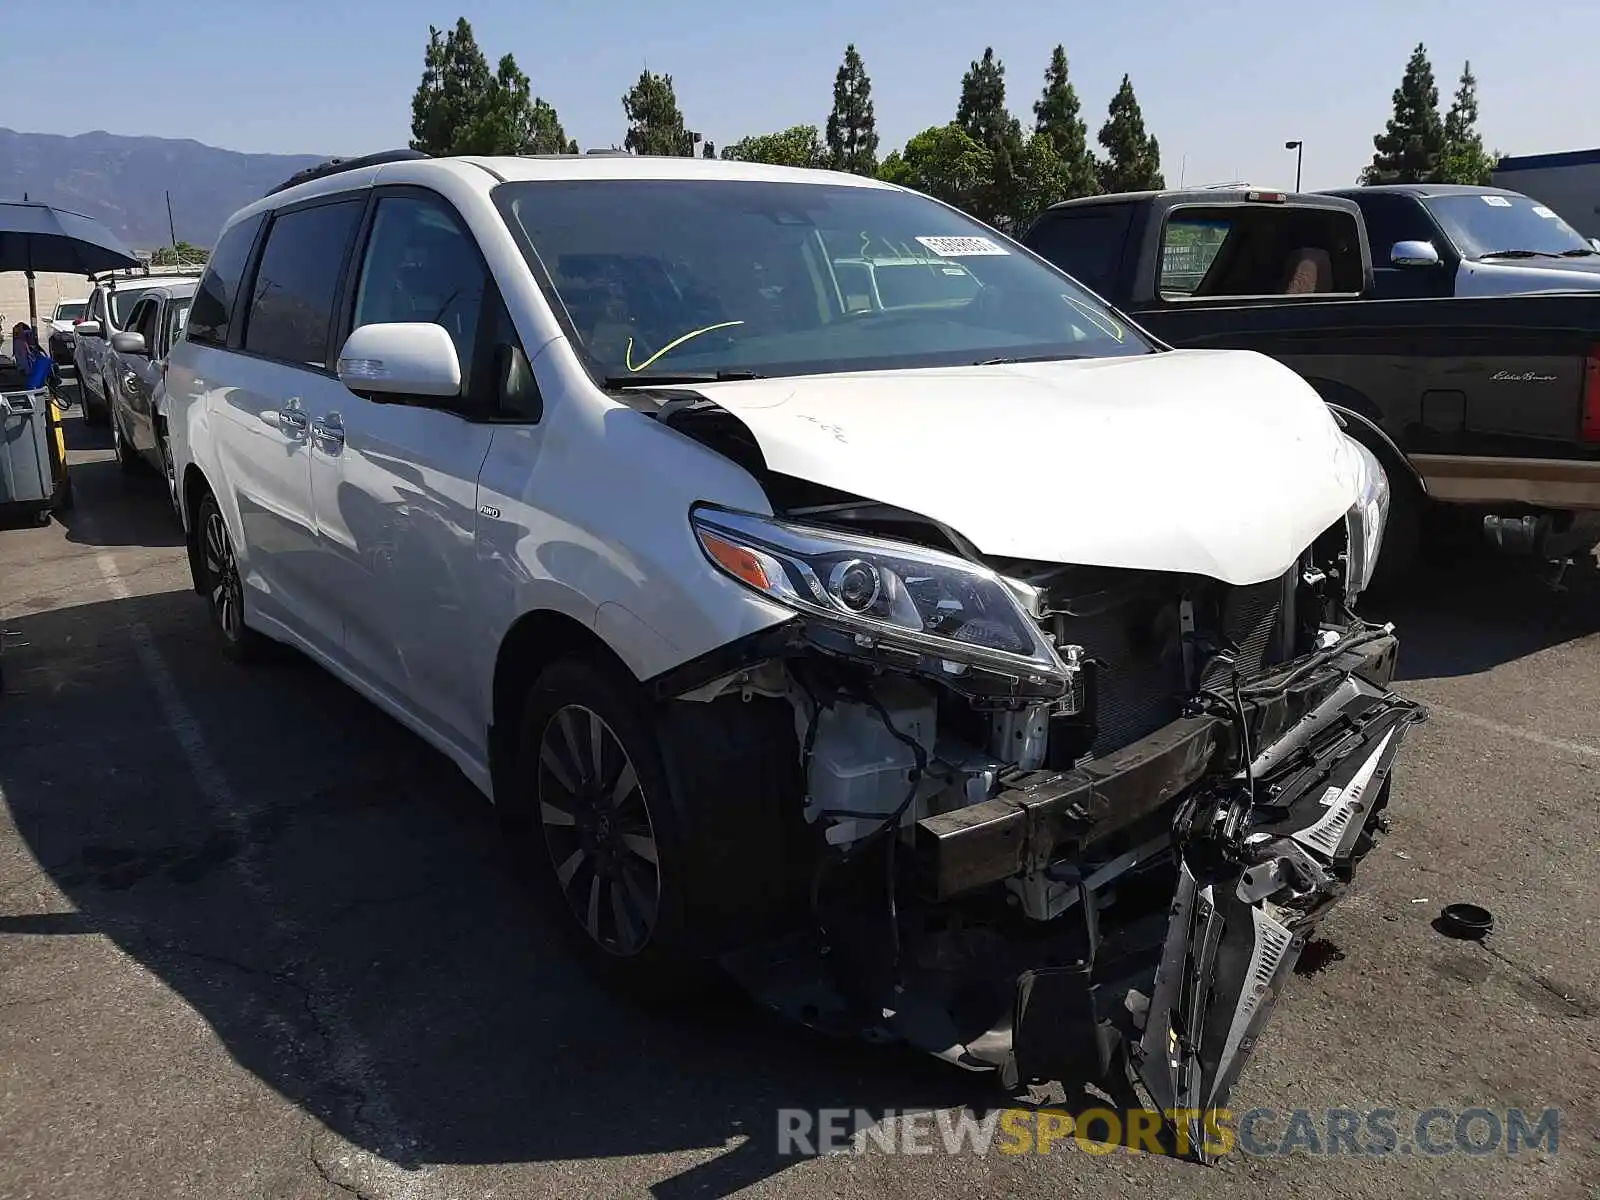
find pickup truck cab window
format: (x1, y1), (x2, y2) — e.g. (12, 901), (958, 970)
(494, 178), (1153, 380)
(1013, 206), (1133, 297)
(243, 197), (364, 368)
(1157, 205), (1364, 300)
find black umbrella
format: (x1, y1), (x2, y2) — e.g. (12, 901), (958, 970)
(0, 201), (141, 333)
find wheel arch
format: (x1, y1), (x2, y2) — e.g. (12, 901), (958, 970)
(181, 463), (214, 594)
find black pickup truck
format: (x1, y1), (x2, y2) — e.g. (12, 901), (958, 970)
(1020, 187), (1600, 579)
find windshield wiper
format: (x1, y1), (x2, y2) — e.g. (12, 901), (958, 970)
(1559, 247), (1599, 257)
(1478, 249), (1565, 259)
(973, 353), (1089, 366)
(603, 369), (766, 389)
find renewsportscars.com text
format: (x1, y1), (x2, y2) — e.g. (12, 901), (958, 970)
(777, 1106), (1562, 1158)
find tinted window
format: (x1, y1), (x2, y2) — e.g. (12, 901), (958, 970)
(1159, 217), (1230, 294)
(110, 288), (153, 326)
(1023, 208), (1134, 296)
(1423, 193), (1594, 259)
(352, 194), (485, 385)
(1345, 194), (1433, 262)
(165, 300), (190, 355)
(188, 212), (264, 347)
(245, 198), (365, 366)
(134, 298), (161, 348)
(496, 180), (1152, 383)
(1154, 206), (1363, 297)
(53, 302), (86, 322)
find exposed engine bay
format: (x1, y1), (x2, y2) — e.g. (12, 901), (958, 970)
(642, 395), (1423, 1160)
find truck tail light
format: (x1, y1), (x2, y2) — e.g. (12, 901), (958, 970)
(1585, 346), (1600, 442)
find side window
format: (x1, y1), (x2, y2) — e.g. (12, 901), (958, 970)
(188, 212), (264, 347)
(135, 298), (161, 350)
(165, 300), (190, 356)
(1159, 216), (1233, 295)
(244, 198), (365, 367)
(1353, 195), (1433, 263)
(351, 193), (486, 385)
(1023, 208), (1134, 296)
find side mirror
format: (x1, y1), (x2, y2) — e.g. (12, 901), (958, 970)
(1589, 238), (1600, 253)
(76, 320), (102, 338)
(110, 331), (147, 355)
(1390, 240), (1441, 268)
(336, 322), (461, 402)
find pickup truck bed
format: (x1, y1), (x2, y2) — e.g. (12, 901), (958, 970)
(1022, 188), (1600, 566)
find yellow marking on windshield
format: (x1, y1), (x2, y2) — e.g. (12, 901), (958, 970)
(1061, 295), (1125, 342)
(625, 320), (746, 373)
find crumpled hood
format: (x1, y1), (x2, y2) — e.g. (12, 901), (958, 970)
(696, 349), (1364, 586)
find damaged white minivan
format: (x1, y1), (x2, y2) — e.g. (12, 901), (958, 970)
(166, 150), (1421, 1155)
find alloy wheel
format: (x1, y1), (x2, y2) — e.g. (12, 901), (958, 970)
(536, 704), (662, 956)
(202, 508), (244, 641)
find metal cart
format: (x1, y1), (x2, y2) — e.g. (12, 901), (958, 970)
(0, 381), (71, 525)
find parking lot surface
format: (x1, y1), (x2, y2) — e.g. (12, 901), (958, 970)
(2, 394), (1597, 1199)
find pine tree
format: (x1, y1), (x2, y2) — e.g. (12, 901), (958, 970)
(1032, 46), (1097, 199)
(1440, 61), (1493, 185)
(955, 48), (1026, 226)
(622, 70), (699, 156)
(1096, 75), (1164, 193)
(1362, 44), (1446, 183)
(409, 19), (574, 157)
(825, 45), (880, 175)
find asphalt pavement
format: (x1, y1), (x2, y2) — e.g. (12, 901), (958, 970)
(1, 390), (1596, 1199)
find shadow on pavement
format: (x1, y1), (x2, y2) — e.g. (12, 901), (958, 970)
(0, 582), (987, 1196)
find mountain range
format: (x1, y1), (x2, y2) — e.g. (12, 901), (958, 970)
(1, 129), (334, 252)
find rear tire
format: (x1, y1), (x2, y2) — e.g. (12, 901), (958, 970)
(111, 406), (139, 474)
(194, 490), (269, 663)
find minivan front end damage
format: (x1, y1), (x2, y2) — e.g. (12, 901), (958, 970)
(650, 488), (1420, 1160)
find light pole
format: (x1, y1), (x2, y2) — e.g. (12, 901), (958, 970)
(1285, 140), (1304, 191)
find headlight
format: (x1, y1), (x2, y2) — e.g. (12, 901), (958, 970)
(691, 506), (1074, 697)
(1342, 437), (1391, 603)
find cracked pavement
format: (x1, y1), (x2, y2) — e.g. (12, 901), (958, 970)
(1, 395), (1597, 1198)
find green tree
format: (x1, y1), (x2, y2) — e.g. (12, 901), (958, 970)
(1032, 46), (1097, 200)
(622, 70), (700, 156)
(825, 44), (879, 175)
(1096, 74), (1164, 193)
(1362, 43), (1446, 183)
(702, 140), (716, 159)
(410, 18), (574, 156)
(150, 241), (207, 267)
(721, 125), (825, 168)
(1440, 61), (1494, 185)
(878, 124), (993, 213)
(955, 47), (1026, 226)
(1014, 133), (1073, 227)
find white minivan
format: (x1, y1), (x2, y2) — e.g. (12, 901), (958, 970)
(165, 149), (1419, 1144)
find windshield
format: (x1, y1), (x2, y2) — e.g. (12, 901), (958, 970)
(494, 179), (1151, 382)
(52, 302), (86, 322)
(109, 288), (154, 324)
(1424, 193), (1593, 259)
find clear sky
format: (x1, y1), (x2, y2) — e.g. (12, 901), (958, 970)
(5, 0), (1596, 189)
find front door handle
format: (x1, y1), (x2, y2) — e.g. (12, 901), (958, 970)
(311, 411), (345, 452)
(276, 396), (309, 438)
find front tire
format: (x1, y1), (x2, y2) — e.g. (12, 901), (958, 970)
(80, 382), (108, 427)
(506, 657), (808, 999)
(111, 406), (138, 474)
(194, 491), (268, 662)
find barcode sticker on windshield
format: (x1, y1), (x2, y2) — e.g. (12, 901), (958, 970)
(915, 235), (1010, 256)
(1532, 205), (1559, 218)
(1481, 195), (1512, 207)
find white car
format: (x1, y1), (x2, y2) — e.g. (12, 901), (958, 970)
(164, 149), (1420, 1145)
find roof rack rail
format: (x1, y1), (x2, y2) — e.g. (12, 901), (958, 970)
(584, 148), (632, 156)
(266, 148), (431, 197)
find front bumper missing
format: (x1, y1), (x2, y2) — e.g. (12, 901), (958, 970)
(722, 632), (1424, 1159)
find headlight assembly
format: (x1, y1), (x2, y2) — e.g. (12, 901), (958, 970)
(1342, 437), (1391, 603)
(690, 506), (1076, 699)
